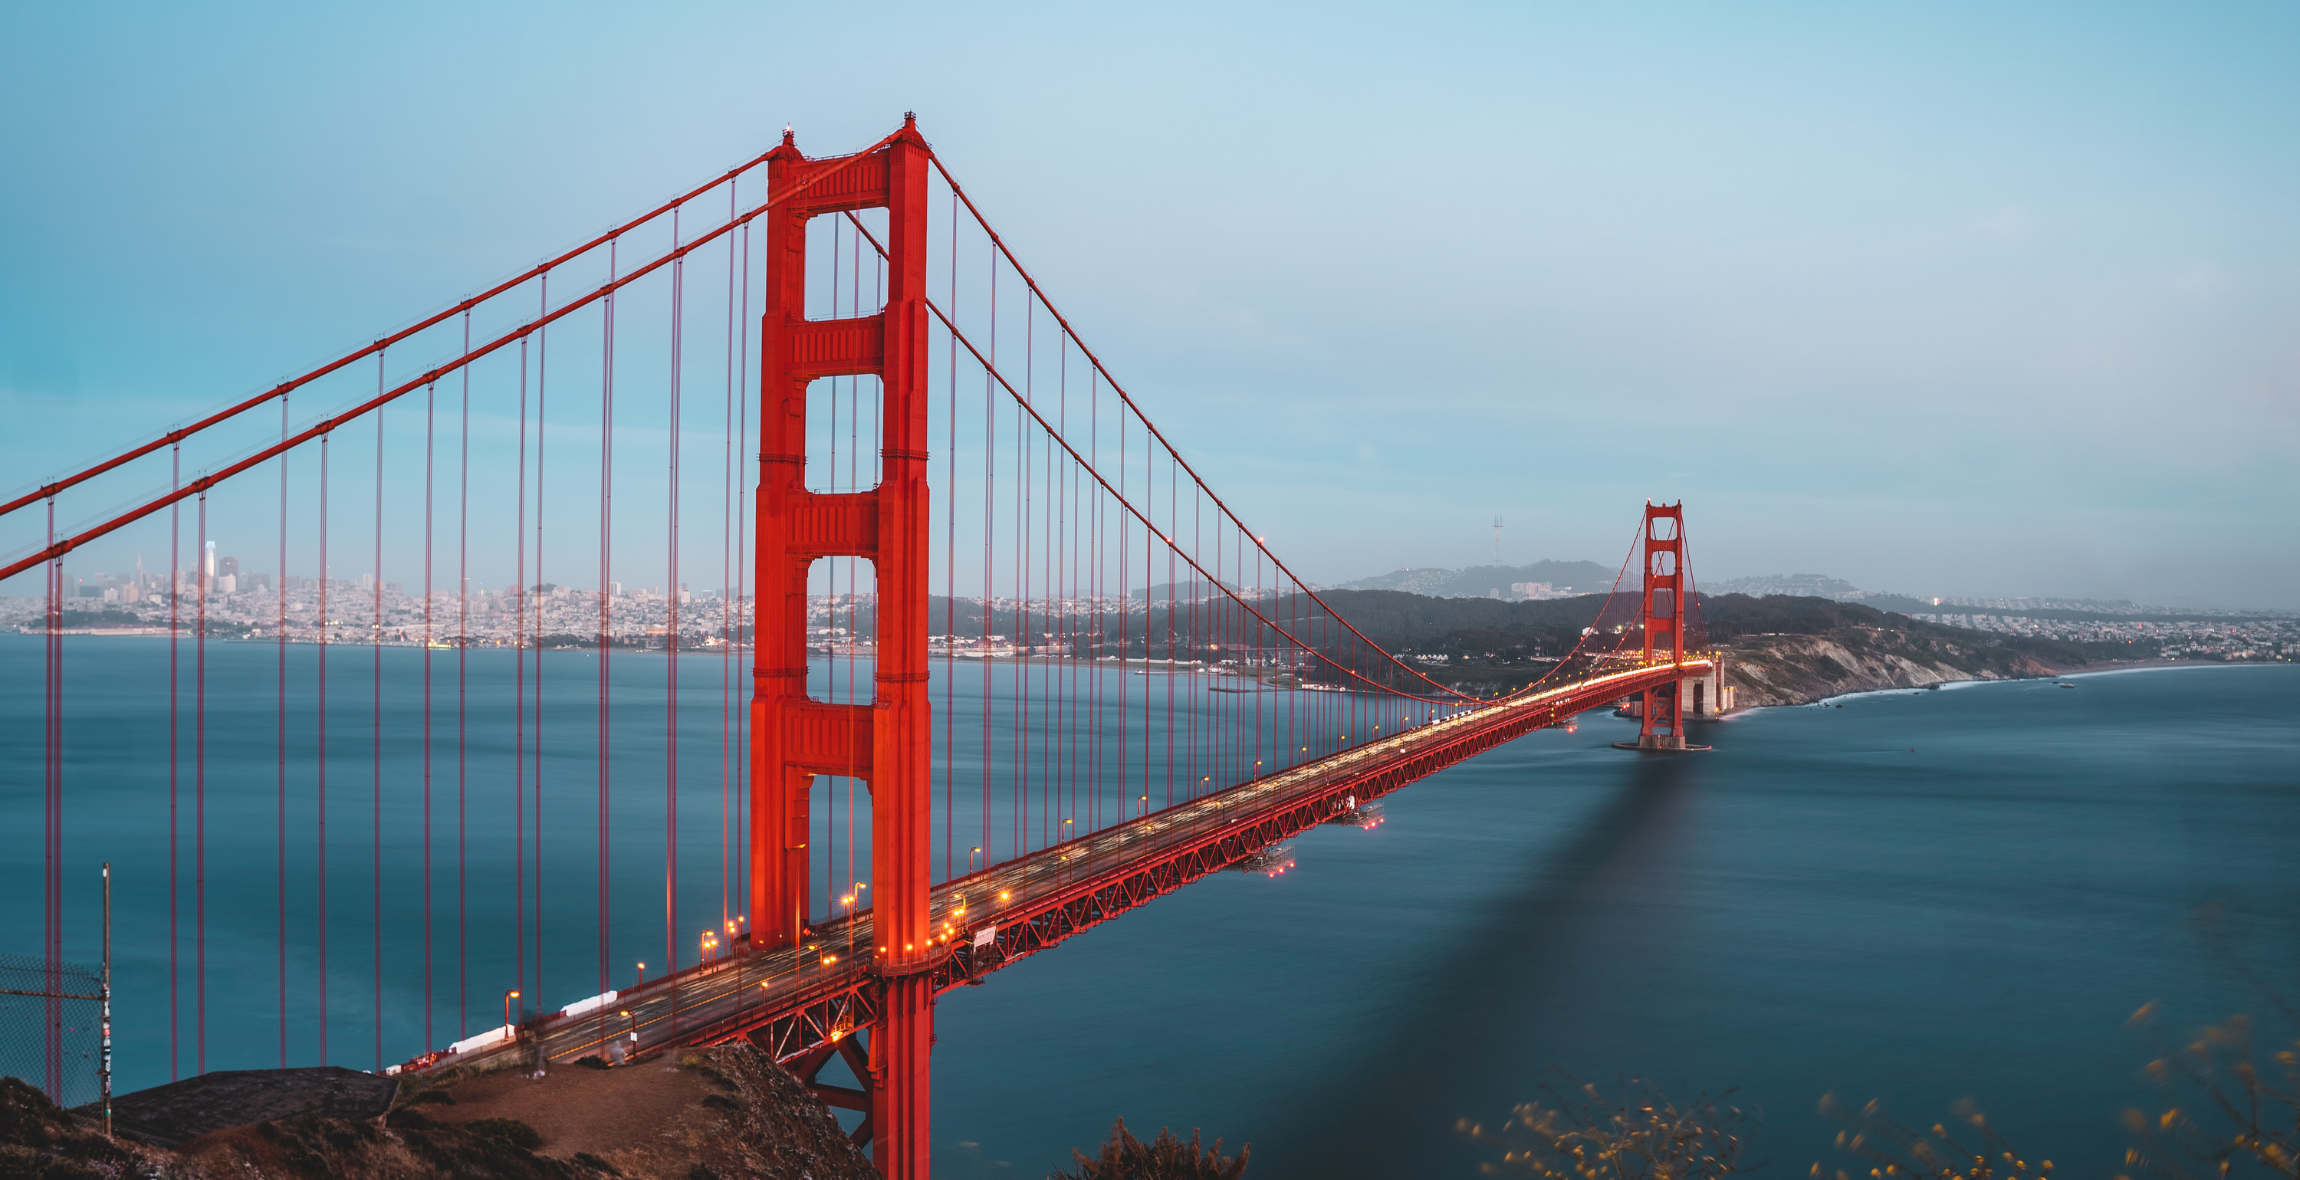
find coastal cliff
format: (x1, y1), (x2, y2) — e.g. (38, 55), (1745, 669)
(1304, 589), (2149, 705)
(1717, 628), (2057, 707)
(1700, 594), (2146, 706)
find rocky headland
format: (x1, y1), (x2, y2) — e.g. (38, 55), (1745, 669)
(3, 1042), (878, 1180)
(1306, 588), (2173, 706)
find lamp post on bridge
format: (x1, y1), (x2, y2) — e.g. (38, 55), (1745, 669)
(749, 114), (938, 1180)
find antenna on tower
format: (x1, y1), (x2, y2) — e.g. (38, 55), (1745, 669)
(1492, 514), (1504, 563)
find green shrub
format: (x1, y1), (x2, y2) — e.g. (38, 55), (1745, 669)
(1058, 1117), (1248, 1180)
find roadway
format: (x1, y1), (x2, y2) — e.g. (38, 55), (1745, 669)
(417, 657), (1708, 1077)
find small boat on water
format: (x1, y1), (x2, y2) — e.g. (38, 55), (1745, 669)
(1226, 843), (1295, 877)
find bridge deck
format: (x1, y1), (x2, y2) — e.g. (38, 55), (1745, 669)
(423, 659), (1708, 1076)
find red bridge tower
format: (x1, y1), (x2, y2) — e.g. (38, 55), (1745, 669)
(1628, 501), (1710, 751)
(750, 117), (936, 1178)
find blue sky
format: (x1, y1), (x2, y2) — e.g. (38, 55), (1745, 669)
(2, 2), (2294, 605)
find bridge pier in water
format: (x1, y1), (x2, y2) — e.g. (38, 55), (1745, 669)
(750, 117), (938, 1179)
(3, 106), (1744, 1161)
(1617, 501), (1714, 753)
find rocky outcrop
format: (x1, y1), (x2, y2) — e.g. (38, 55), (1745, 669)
(1721, 627), (2057, 707)
(1, 1042), (879, 1180)
(88, 1065), (398, 1147)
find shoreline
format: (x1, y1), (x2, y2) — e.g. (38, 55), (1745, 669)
(1795, 657), (2286, 708)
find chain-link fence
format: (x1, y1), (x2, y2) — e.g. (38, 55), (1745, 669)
(0, 951), (104, 1108)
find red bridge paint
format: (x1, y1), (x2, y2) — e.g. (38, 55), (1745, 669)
(5, 115), (1725, 1180)
(752, 117), (937, 1177)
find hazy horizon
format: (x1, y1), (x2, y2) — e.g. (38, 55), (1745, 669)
(3, 3), (2294, 607)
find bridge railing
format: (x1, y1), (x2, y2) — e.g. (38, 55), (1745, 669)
(0, 117), (1704, 1100)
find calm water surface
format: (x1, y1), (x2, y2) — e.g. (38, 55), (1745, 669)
(933, 666), (2300, 1179)
(4, 637), (2295, 1179)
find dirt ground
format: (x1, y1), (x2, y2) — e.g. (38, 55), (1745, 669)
(423, 1054), (722, 1167)
(5, 1045), (873, 1180)
(404, 1044), (878, 1180)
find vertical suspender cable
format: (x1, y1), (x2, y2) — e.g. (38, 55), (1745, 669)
(534, 275), (549, 1010)
(980, 231), (993, 864)
(945, 192), (957, 882)
(1087, 369), (1098, 833)
(195, 492), (208, 1075)
(371, 382), (385, 1072)
(317, 432), (330, 1065)
(1140, 418), (1150, 814)
(600, 239), (616, 1006)
(721, 185), (735, 929)
(42, 498), (60, 1102)
(423, 378), (436, 1050)
(1017, 290), (1029, 852)
(1117, 382), (1129, 818)
(1057, 336), (1070, 837)
(735, 220), (750, 922)
(668, 206), (683, 992)
(277, 394), (289, 1065)
(514, 334), (529, 1016)
(169, 444), (180, 1079)
(458, 311), (471, 1039)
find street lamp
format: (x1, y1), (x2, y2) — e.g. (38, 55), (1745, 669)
(503, 989), (520, 1032)
(634, 961), (645, 988)
(968, 847), (982, 874)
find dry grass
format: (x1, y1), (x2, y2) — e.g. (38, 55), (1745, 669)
(2119, 1006), (2299, 1180)
(1814, 1006), (2298, 1180)
(1461, 1077), (1754, 1180)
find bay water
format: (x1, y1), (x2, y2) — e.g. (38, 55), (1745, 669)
(931, 666), (2300, 1179)
(2, 633), (2294, 1179)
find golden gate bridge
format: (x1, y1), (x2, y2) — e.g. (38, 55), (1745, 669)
(4, 115), (1719, 1179)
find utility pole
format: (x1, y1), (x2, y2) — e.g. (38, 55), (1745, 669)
(101, 862), (112, 1139)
